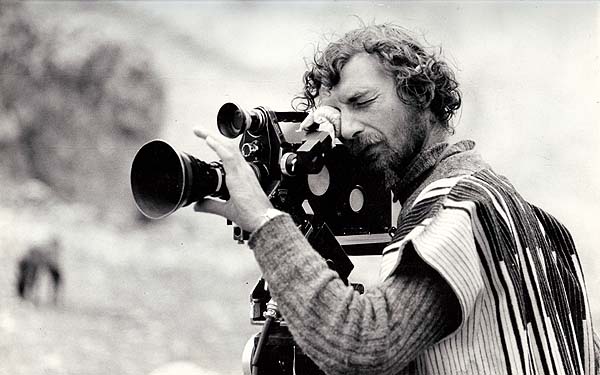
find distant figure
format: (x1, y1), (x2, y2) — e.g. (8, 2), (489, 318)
(16, 236), (63, 305)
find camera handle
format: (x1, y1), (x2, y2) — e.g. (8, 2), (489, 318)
(251, 299), (279, 375)
(300, 218), (354, 284)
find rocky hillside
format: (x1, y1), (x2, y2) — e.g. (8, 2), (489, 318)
(0, 2), (165, 222)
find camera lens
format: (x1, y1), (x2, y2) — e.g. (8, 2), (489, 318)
(217, 102), (250, 138)
(217, 103), (270, 138)
(130, 140), (227, 219)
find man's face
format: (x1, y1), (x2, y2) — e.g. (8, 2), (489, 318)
(319, 53), (430, 188)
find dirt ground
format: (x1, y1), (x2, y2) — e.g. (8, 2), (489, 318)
(0, 201), (262, 375)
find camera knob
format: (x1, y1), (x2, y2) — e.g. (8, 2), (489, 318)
(280, 152), (297, 176)
(241, 141), (260, 157)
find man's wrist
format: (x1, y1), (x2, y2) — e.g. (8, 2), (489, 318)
(254, 208), (285, 232)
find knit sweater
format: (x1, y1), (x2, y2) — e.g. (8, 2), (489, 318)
(248, 141), (480, 374)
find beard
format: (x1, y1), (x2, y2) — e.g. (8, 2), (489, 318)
(344, 113), (428, 191)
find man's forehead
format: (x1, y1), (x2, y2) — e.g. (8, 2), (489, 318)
(319, 53), (386, 104)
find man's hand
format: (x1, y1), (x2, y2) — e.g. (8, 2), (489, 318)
(298, 105), (341, 140)
(193, 128), (274, 233)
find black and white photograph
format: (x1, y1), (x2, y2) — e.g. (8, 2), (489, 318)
(1, 1), (598, 374)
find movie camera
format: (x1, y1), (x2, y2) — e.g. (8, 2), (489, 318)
(130, 103), (394, 374)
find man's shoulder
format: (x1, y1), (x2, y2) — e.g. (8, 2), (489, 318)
(394, 169), (518, 244)
(399, 169), (510, 230)
(444, 169), (522, 206)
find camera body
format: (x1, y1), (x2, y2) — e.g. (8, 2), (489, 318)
(215, 103), (394, 256)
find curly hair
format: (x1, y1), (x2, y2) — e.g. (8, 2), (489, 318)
(296, 24), (461, 131)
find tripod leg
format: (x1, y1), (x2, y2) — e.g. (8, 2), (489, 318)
(251, 315), (274, 375)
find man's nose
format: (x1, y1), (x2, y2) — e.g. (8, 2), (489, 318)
(339, 112), (364, 140)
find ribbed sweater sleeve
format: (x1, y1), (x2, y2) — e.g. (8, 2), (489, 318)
(248, 213), (460, 375)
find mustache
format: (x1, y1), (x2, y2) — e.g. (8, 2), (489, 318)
(343, 133), (384, 155)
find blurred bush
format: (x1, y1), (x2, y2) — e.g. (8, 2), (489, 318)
(0, 3), (165, 221)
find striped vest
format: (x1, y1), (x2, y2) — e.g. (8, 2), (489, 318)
(381, 170), (595, 374)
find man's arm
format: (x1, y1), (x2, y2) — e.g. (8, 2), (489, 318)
(249, 213), (461, 375)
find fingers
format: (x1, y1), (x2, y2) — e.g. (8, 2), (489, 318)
(314, 106), (341, 137)
(317, 122), (336, 142)
(193, 128), (238, 163)
(298, 111), (316, 132)
(297, 106), (341, 137)
(193, 127), (210, 140)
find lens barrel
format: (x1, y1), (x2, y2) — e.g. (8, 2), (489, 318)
(217, 103), (308, 139)
(130, 140), (227, 219)
(217, 102), (272, 138)
(217, 102), (252, 138)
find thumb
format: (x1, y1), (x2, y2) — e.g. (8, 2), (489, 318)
(193, 197), (230, 218)
(298, 111), (317, 132)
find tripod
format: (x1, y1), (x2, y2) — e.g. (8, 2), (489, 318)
(242, 218), (358, 375)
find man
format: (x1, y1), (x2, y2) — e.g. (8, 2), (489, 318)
(194, 24), (596, 374)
